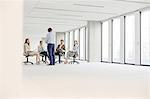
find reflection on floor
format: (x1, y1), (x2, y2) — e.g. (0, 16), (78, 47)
(22, 62), (150, 99)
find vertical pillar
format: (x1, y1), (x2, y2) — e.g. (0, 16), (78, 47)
(135, 11), (141, 65)
(120, 16), (125, 63)
(108, 20), (113, 62)
(87, 21), (102, 62)
(85, 27), (89, 61)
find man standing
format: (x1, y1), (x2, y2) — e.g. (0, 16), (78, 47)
(45, 28), (55, 65)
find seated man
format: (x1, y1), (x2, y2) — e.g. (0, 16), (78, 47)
(38, 40), (48, 63)
(55, 39), (65, 63)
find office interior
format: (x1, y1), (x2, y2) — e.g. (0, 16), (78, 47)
(24, 0), (150, 66)
(1, 0), (150, 99)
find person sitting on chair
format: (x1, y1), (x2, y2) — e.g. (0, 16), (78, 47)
(64, 40), (79, 64)
(73, 40), (79, 54)
(24, 38), (40, 64)
(38, 41), (48, 63)
(55, 39), (65, 63)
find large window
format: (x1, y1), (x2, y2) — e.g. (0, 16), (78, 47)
(69, 31), (74, 50)
(80, 27), (86, 60)
(125, 14), (136, 64)
(102, 21), (109, 61)
(74, 29), (80, 59)
(65, 32), (69, 51)
(74, 29), (79, 42)
(141, 10), (150, 65)
(113, 18), (121, 62)
(85, 27), (88, 61)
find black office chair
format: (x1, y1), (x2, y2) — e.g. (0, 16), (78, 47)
(23, 54), (33, 65)
(67, 51), (79, 64)
(55, 51), (65, 64)
(69, 54), (79, 64)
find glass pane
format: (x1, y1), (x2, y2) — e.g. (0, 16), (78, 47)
(65, 32), (69, 51)
(74, 29), (79, 42)
(102, 21), (109, 61)
(141, 10), (150, 65)
(74, 29), (80, 59)
(85, 27), (88, 61)
(113, 18), (121, 62)
(80, 27), (86, 60)
(125, 14), (135, 64)
(69, 31), (74, 50)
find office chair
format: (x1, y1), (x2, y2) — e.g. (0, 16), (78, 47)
(23, 54), (33, 65)
(55, 51), (65, 64)
(40, 54), (46, 63)
(69, 54), (79, 64)
(67, 51), (79, 64)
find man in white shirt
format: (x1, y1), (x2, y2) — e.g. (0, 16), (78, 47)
(45, 28), (55, 65)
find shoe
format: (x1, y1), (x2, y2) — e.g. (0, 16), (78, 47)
(47, 64), (53, 66)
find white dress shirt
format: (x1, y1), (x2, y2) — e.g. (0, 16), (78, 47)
(45, 32), (55, 44)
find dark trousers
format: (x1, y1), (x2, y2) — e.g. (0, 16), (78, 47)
(40, 51), (48, 62)
(47, 43), (55, 65)
(55, 51), (62, 63)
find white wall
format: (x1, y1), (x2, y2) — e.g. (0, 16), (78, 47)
(148, 70), (150, 98)
(0, 2), (3, 98)
(0, 0), (23, 98)
(87, 21), (101, 62)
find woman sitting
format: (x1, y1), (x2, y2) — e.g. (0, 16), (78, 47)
(64, 40), (79, 64)
(24, 38), (40, 64)
(38, 41), (48, 63)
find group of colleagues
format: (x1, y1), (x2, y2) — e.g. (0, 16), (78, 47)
(24, 28), (79, 65)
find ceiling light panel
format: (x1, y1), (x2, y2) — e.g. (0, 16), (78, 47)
(24, 23), (80, 26)
(74, 3), (104, 8)
(28, 11), (83, 18)
(34, 7), (116, 15)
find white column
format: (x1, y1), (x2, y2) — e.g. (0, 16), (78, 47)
(87, 21), (101, 62)
(108, 20), (113, 62)
(135, 11), (141, 65)
(120, 16), (125, 63)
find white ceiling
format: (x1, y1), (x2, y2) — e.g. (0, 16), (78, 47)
(24, 0), (150, 32)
